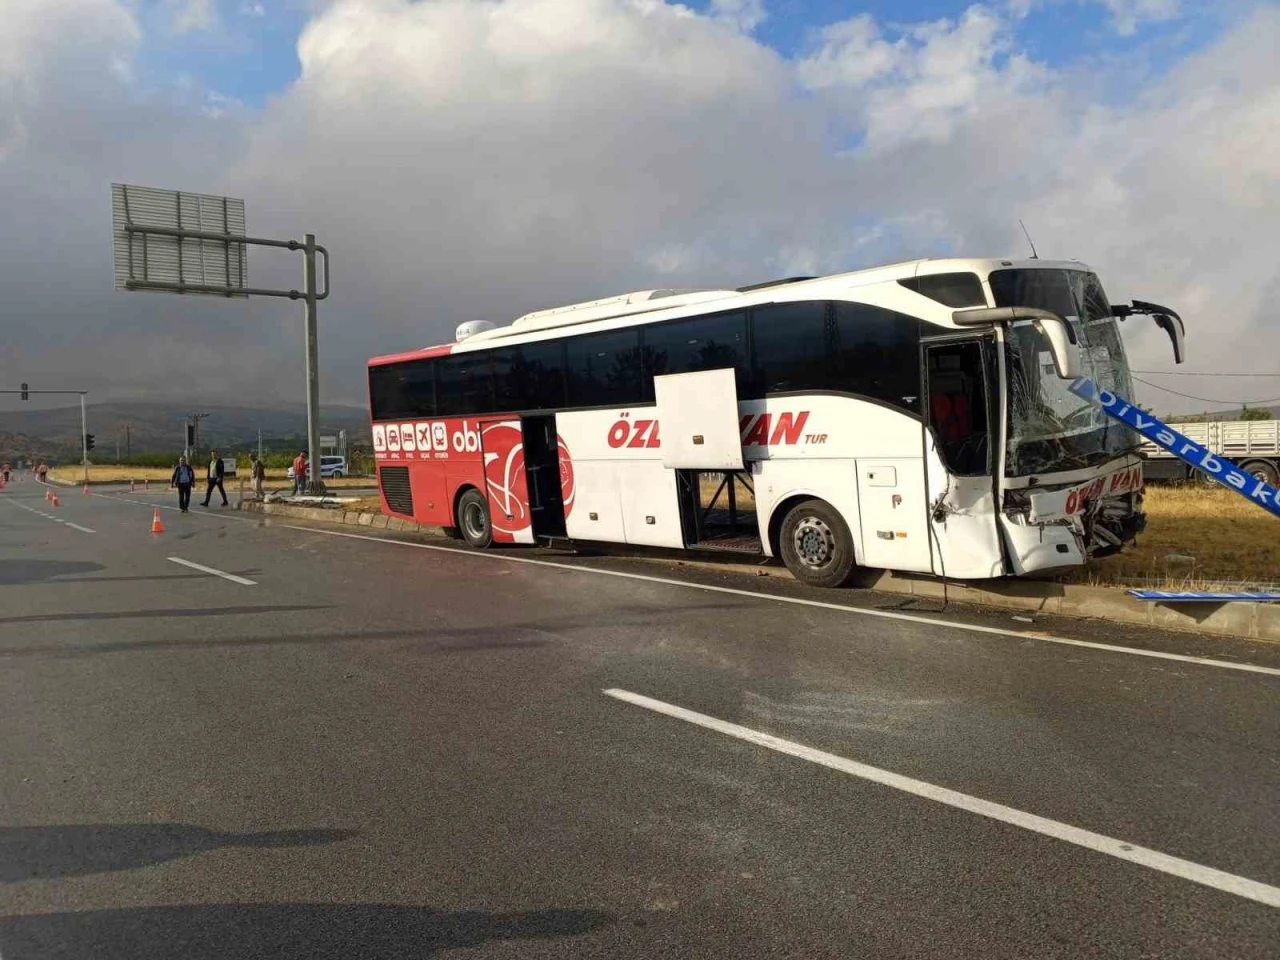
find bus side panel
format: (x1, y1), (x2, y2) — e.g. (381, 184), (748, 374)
(409, 460), (451, 527)
(754, 460), (864, 563)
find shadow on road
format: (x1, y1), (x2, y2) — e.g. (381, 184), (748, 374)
(0, 560), (104, 586)
(0, 823), (354, 883)
(0, 604), (327, 625)
(0, 903), (611, 958)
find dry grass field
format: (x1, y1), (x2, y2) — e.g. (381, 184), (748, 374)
(1076, 485), (1279, 590)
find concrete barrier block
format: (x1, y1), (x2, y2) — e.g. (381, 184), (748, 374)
(357, 512), (375, 526)
(1058, 585), (1151, 626)
(372, 515), (391, 529)
(1150, 599), (1257, 639)
(1256, 603), (1280, 641)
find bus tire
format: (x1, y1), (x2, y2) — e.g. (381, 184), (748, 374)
(456, 488), (493, 549)
(1241, 460), (1279, 486)
(778, 498), (856, 588)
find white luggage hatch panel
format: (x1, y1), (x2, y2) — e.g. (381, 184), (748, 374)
(654, 369), (744, 471)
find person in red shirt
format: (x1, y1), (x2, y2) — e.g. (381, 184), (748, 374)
(292, 451), (308, 495)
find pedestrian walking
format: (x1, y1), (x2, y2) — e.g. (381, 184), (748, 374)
(250, 453), (266, 500)
(37, 462), (48, 483)
(292, 450), (308, 496)
(201, 449), (229, 507)
(2, 462), (10, 482)
(171, 455), (196, 513)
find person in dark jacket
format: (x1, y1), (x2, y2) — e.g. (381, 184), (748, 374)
(171, 456), (196, 513)
(201, 449), (228, 507)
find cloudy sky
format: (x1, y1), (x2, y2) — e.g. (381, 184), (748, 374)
(3, 0), (1278, 415)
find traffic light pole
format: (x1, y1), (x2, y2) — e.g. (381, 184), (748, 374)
(0, 388), (89, 480)
(80, 393), (88, 483)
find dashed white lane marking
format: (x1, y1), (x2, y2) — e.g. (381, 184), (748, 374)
(604, 688), (1280, 908)
(166, 557), (257, 586)
(280, 525), (1280, 679)
(96, 493), (256, 523)
(4, 499), (94, 533)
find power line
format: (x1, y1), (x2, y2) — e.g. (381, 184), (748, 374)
(1131, 376), (1280, 406)
(1132, 370), (1280, 377)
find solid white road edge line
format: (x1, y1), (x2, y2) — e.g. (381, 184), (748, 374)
(279, 525), (1280, 678)
(166, 557), (257, 586)
(64, 523), (95, 534)
(91, 492), (256, 523)
(604, 687), (1280, 909)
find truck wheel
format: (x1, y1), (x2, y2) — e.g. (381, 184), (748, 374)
(1242, 461), (1279, 486)
(457, 488), (493, 549)
(778, 498), (856, 588)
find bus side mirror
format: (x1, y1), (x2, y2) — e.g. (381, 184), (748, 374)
(952, 305), (1082, 380)
(1112, 300), (1185, 364)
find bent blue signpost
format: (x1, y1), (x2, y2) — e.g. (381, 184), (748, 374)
(1068, 377), (1280, 520)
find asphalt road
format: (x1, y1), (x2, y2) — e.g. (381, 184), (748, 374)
(1, 477), (1277, 958)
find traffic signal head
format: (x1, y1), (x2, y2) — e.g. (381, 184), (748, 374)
(85, 433), (95, 451)
(20, 383), (28, 401)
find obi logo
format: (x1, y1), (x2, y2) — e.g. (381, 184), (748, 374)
(451, 421), (482, 453)
(558, 435), (575, 518)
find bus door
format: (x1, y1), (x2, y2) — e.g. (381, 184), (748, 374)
(478, 419), (536, 544)
(521, 415), (567, 539)
(921, 335), (1006, 578)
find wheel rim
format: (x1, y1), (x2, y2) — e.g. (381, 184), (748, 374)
(1249, 467), (1275, 485)
(792, 516), (835, 569)
(462, 501), (487, 540)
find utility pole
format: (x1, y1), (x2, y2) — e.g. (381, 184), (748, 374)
(126, 423), (131, 461)
(1, 388), (89, 481)
(302, 233), (322, 493)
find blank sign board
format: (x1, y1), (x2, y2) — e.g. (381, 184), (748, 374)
(111, 183), (249, 296)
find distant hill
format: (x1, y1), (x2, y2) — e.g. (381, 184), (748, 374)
(0, 402), (371, 464)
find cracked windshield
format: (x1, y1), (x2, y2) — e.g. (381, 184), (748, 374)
(993, 268), (1137, 475)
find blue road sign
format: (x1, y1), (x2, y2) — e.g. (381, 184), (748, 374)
(1128, 590), (1280, 602)
(1069, 377), (1280, 520)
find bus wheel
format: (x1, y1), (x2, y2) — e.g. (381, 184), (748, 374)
(779, 498), (855, 588)
(457, 489), (493, 548)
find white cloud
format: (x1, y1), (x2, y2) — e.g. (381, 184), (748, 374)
(1, 0), (1278, 415)
(166, 0), (218, 34)
(709, 0), (766, 33)
(1097, 0), (1182, 36)
(241, 1), (267, 16)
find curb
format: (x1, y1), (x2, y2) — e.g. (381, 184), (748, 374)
(241, 501), (1279, 642)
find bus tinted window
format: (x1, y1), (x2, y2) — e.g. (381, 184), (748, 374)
(369, 358), (434, 420)
(644, 311), (748, 394)
(566, 328), (644, 407)
(750, 301), (830, 395)
(494, 339), (567, 411)
(436, 353), (493, 416)
(832, 303), (922, 412)
(898, 273), (986, 308)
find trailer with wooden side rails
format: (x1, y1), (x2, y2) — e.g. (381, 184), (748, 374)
(1140, 419), (1280, 485)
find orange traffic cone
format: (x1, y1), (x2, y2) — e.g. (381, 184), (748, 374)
(83, 483), (91, 496)
(51, 494), (60, 507)
(150, 508), (165, 534)
(45, 488), (52, 501)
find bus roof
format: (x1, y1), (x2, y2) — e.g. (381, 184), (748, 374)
(368, 256), (1091, 367)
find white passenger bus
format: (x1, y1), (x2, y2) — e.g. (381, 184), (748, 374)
(367, 258), (1185, 586)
